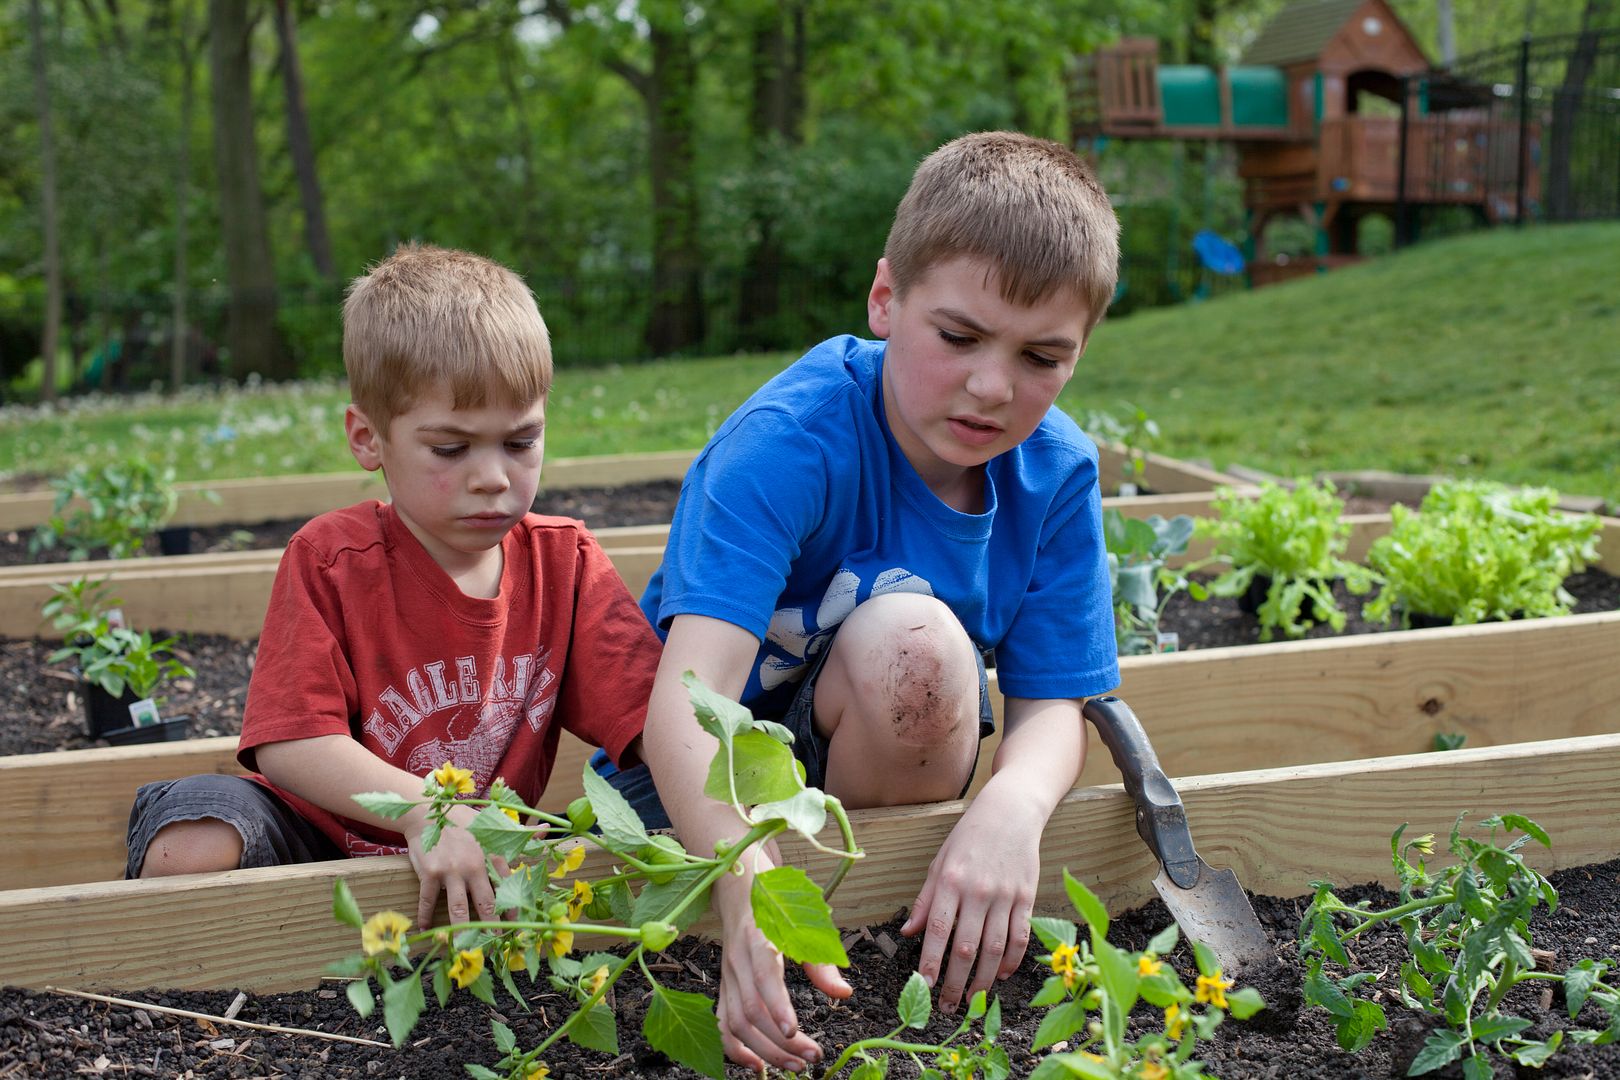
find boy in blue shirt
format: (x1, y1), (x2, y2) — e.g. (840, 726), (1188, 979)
(622, 131), (1121, 1072)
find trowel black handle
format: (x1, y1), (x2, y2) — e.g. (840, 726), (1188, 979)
(1083, 695), (1201, 887)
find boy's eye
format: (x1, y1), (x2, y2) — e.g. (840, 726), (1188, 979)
(430, 445), (468, 458)
(1026, 351), (1062, 370)
(506, 439), (538, 452)
(937, 328), (974, 348)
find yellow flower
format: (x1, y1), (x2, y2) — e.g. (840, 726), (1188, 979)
(586, 964), (611, 997)
(360, 910), (411, 956)
(448, 948), (485, 989)
(1048, 942), (1081, 990)
(944, 1050), (963, 1070)
(502, 806), (522, 823)
(431, 762), (475, 795)
(1137, 953), (1163, 978)
(550, 844), (586, 878)
(550, 929), (575, 957)
(1164, 1002), (1186, 1040)
(1195, 970), (1233, 1010)
(503, 936), (529, 974)
(1411, 833), (1437, 856)
(524, 1062), (550, 1080)
(567, 878), (594, 920)
(1138, 1062), (1169, 1080)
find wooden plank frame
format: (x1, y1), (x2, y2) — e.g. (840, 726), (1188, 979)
(4, 733), (1618, 992)
(8, 607), (1619, 890)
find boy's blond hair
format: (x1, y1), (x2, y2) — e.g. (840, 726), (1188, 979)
(343, 243), (552, 432)
(883, 131), (1120, 332)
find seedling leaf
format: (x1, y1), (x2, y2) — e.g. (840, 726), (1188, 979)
(751, 866), (848, 966)
(644, 984), (725, 1080)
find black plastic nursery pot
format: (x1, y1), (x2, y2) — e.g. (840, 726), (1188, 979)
(81, 680), (141, 739)
(99, 715), (191, 745)
(155, 526), (193, 556)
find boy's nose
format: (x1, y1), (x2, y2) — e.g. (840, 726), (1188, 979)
(966, 359), (1015, 404)
(468, 454), (510, 493)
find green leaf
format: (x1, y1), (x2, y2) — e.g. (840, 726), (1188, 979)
(324, 955), (368, 979)
(1031, 998), (1087, 1052)
(1029, 916), (1077, 952)
(1508, 1031), (1562, 1066)
(1336, 1000), (1386, 1053)
(332, 879), (364, 929)
(750, 866), (848, 966)
(381, 970), (425, 1048)
(1461, 1054), (1491, 1080)
(1305, 965), (1355, 1020)
(683, 671), (753, 743)
(897, 971), (931, 1029)
(1456, 871), (1492, 922)
(1062, 869), (1108, 939)
(705, 730), (803, 806)
(467, 805), (537, 861)
(749, 787), (828, 839)
(352, 791), (417, 820)
(581, 762), (651, 850)
(1028, 1050), (1115, 1079)
(1146, 924), (1180, 956)
(1192, 939), (1220, 980)
(630, 868), (711, 934)
(1408, 1028), (1465, 1074)
(1311, 912), (1351, 967)
(1092, 937), (1138, 1037)
(345, 979), (375, 1019)
(1565, 958), (1603, 1017)
(491, 1020), (517, 1055)
(1227, 986), (1266, 1020)
(432, 962), (449, 1008)
(568, 1003), (619, 1054)
(464, 1065), (502, 1080)
(1496, 814), (1551, 847)
(1471, 1013), (1532, 1043)
(850, 1059), (889, 1080)
(644, 984), (725, 1080)
(1030, 975), (1069, 1007)
(1138, 972), (1181, 1007)
(493, 866), (534, 913)
(985, 995), (1001, 1042)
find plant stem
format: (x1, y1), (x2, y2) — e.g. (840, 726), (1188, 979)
(1340, 891), (1456, 940)
(824, 1033), (946, 1076)
(531, 947), (643, 1058)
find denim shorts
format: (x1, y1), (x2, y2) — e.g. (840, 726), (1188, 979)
(600, 638), (995, 831)
(125, 773), (342, 879)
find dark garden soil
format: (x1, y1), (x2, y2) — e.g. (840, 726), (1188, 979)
(5, 856), (1619, 1078)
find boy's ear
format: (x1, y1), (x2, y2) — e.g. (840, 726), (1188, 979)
(866, 258), (896, 340)
(344, 404), (386, 472)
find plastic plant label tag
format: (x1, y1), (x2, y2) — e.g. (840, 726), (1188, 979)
(1118, 482), (1140, 497)
(1155, 632), (1180, 653)
(105, 607), (128, 630)
(128, 698), (161, 728)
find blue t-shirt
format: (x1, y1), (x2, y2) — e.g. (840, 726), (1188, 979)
(642, 335), (1120, 715)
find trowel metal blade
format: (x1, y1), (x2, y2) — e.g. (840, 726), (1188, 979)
(1152, 862), (1274, 974)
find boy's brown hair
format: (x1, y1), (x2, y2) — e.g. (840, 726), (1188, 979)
(883, 131), (1120, 332)
(343, 243), (552, 432)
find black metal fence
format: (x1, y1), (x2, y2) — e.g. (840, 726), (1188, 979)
(1396, 26), (1620, 241)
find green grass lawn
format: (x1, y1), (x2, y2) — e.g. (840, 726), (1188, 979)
(2, 221), (1616, 504)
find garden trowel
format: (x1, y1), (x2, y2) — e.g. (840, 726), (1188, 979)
(1081, 695), (1272, 973)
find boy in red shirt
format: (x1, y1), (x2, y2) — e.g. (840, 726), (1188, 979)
(126, 244), (661, 932)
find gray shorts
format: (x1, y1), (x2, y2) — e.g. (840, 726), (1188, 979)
(603, 639), (995, 831)
(125, 774), (342, 879)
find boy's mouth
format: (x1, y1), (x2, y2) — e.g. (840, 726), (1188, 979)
(948, 415), (1003, 446)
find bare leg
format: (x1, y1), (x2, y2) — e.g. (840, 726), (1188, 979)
(138, 818), (245, 877)
(812, 592), (980, 809)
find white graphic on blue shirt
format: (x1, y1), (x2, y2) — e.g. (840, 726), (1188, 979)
(759, 567), (935, 691)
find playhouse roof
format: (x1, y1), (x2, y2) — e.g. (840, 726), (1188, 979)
(1242, 0), (1368, 65)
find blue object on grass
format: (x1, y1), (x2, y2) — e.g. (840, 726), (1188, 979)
(1192, 230), (1246, 275)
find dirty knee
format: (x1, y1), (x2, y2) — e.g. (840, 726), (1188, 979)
(844, 594), (978, 748)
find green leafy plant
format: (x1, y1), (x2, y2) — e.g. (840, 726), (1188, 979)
(331, 671), (862, 1080)
(825, 972), (1007, 1079)
(1026, 870), (1264, 1079)
(1299, 814), (1619, 1075)
(1193, 480), (1376, 642)
(42, 576), (195, 701)
(29, 459), (181, 561)
(1084, 403), (1160, 494)
(1363, 481), (1600, 627)
(1104, 510), (1206, 656)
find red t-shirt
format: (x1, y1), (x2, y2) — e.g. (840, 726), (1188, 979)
(237, 502), (660, 856)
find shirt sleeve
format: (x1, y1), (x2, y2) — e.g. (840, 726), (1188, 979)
(557, 528), (664, 768)
(993, 468), (1121, 701)
(237, 537), (360, 771)
(651, 408), (832, 639)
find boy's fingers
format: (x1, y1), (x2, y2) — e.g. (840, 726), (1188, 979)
(968, 901), (1014, 1000)
(472, 876), (497, 922)
(444, 878), (469, 927)
(998, 899), (1034, 978)
(914, 890), (959, 988)
(900, 878), (936, 938)
(802, 961), (852, 1000)
(416, 877), (438, 934)
(938, 899), (989, 1012)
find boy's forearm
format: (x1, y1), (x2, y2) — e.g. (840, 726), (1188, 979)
(255, 735), (442, 834)
(978, 696), (1088, 822)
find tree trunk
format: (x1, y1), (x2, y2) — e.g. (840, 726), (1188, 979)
(28, 0), (62, 405)
(643, 12), (704, 356)
(171, 0), (200, 394)
(736, 1), (806, 350)
(274, 0), (333, 278)
(1547, 0), (1612, 220)
(209, 0), (289, 379)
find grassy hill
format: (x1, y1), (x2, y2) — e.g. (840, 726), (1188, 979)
(1, 221), (1616, 505)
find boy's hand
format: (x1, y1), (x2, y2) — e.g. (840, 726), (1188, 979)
(901, 785), (1042, 1012)
(712, 856), (852, 1072)
(401, 803), (508, 931)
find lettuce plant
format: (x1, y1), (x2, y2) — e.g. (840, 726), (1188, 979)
(30, 459), (180, 561)
(1363, 481), (1600, 626)
(1193, 480), (1376, 641)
